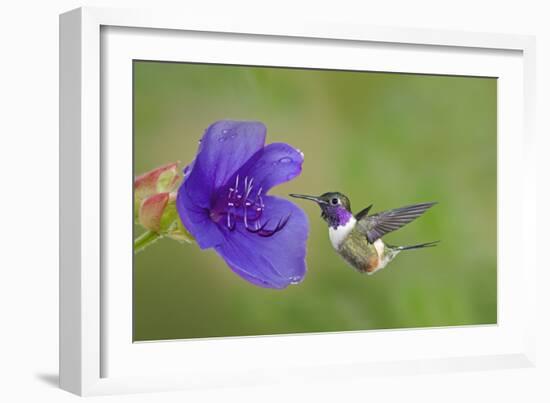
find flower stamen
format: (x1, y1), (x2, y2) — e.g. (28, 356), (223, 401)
(245, 214), (291, 237)
(217, 174), (290, 237)
(227, 210), (236, 231)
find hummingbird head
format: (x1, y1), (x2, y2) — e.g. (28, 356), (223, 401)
(290, 192), (353, 229)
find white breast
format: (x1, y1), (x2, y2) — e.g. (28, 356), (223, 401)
(373, 239), (385, 256)
(328, 217), (357, 249)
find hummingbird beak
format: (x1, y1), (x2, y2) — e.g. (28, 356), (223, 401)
(289, 194), (328, 205)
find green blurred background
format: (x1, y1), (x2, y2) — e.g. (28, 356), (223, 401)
(133, 61), (497, 341)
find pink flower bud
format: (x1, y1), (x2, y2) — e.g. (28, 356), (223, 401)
(134, 162), (180, 202)
(134, 162), (192, 243)
(138, 192), (170, 233)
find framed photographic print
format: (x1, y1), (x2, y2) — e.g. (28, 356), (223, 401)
(59, 7), (537, 396)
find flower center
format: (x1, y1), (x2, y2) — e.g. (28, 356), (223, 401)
(211, 175), (289, 237)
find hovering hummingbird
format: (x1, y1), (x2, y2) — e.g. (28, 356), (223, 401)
(290, 193), (438, 275)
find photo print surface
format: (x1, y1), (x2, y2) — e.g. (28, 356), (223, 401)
(133, 60), (497, 342)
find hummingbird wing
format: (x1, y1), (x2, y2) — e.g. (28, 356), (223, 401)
(355, 202), (437, 243)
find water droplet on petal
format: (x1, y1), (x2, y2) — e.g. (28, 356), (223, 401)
(289, 276), (302, 285)
(218, 128), (236, 142)
(279, 157), (292, 163)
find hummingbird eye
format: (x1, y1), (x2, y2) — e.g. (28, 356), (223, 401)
(331, 198), (339, 205)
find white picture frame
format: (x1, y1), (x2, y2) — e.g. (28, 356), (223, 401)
(59, 6), (537, 396)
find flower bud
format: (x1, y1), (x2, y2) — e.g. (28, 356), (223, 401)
(138, 192), (170, 233)
(134, 162), (193, 244)
(134, 162), (180, 221)
(135, 162), (180, 202)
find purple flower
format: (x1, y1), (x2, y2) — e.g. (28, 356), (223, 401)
(176, 120), (309, 289)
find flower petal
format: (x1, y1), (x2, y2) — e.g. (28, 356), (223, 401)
(239, 143), (304, 193)
(176, 181), (225, 249)
(214, 196), (309, 288)
(184, 121), (266, 209)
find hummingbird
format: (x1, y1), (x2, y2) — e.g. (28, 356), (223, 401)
(290, 192), (438, 275)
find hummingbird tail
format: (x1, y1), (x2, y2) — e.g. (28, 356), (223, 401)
(390, 240), (440, 251)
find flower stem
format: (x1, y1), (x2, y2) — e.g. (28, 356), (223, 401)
(134, 230), (162, 253)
